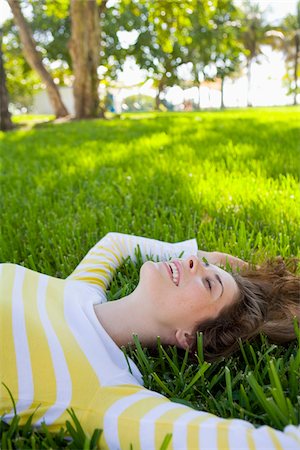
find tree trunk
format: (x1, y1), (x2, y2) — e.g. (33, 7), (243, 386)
(0, 28), (14, 131)
(247, 58), (252, 107)
(220, 77), (225, 109)
(155, 91), (160, 110)
(294, 32), (299, 106)
(7, 0), (68, 118)
(69, 0), (103, 119)
(155, 80), (164, 111)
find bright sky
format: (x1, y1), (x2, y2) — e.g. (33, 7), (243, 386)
(235, 0), (298, 23)
(0, 0), (298, 107)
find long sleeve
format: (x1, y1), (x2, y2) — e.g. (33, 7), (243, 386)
(85, 384), (300, 450)
(67, 232), (198, 293)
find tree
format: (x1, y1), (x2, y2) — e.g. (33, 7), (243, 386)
(3, 0), (132, 117)
(123, 0), (198, 110)
(2, 1), (72, 112)
(268, 2), (300, 105)
(0, 28), (14, 131)
(210, 0), (245, 108)
(7, 0), (68, 117)
(3, 17), (43, 112)
(240, 1), (270, 107)
(186, 13), (214, 109)
(186, 0), (245, 109)
(69, 0), (105, 119)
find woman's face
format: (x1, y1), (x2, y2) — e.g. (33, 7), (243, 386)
(138, 255), (239, 347)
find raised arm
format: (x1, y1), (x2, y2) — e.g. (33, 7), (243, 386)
(67, 232), (198, 292)
(85, 383), (300, 450)
(197, 250), (249, 271)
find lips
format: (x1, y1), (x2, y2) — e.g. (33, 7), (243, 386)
(164, 260), (180, 286)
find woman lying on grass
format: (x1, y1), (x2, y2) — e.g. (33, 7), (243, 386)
(1, 233), (299, 449)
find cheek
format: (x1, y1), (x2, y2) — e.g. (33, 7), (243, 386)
(186, 281), (205, 305)
(179, 284), (209, 317)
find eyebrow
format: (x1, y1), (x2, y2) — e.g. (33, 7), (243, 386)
(215, 274), (224, 298)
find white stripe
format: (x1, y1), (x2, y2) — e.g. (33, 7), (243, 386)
(35, 275), (72, 425)
(64, 283), (139, 387)
(198, 416), (223, 449)
(227, 418), (254, 450)
(173, 410), (210, 450)
(284, 425), (300, 445)
(140, 402), (186, 450)
(252, 425), (278, 449)
(267, 427), (300, 450)
(11, 266), (33, 413)
(103, 390), (162, 449)
(272, 425), (300, 450)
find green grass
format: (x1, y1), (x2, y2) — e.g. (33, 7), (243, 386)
(0, 107), (300, 447)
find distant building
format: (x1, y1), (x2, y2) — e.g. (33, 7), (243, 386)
(32, 87), (75, 115)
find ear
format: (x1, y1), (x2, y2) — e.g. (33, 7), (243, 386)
(175, 329), (196, 350)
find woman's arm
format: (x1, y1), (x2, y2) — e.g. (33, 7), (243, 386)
(67, 232), (198, 291)
(85, 384), (300, 450)
(197, 250), (249, 271)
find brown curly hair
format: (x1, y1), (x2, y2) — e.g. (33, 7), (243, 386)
(195, 258), (300, 360)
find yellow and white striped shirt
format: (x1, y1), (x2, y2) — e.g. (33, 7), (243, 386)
(1, 233), (299, 449)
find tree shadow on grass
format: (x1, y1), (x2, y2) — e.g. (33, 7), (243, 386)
(1, 132), (299, 274)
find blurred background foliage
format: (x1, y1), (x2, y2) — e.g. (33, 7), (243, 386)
(0, 0), (299, 126)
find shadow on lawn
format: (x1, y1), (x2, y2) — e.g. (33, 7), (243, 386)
(1, 112), (299, 270)
(2, 111), (298, 153)
(1, 111), (299, 187)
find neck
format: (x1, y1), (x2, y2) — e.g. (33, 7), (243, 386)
(94, 289), (168, 348)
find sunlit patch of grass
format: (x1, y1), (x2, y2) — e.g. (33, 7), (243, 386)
(0, 107), (299, 446)
(11, 114), (55, 126)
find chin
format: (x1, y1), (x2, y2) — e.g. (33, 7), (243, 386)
(139, 261), (161, 285)
(140, 260), (157, 275)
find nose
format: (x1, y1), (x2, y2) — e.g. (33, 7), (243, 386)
(188, 255), (210, 276)
(188, 255), (200, 274)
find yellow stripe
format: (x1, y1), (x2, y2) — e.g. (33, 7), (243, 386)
(156, 407), (188, 450)
(246, 428), (257, 450)
(70, 276), (106, 287)
(217, 421), (230, 450)
(74, 267), (108, 276)
(0, 265), (19, 414)
(105, 247), (122, 264)
(83, 254), (115, 263)
(83, 385), (147, 450)
(118, 396), (168, 449)
(112, 239), (128, 265)
(74, 259), (114, 268)
(22, 270), (57, 422)
(268, 427), (284, 450)
(46, 278), (100, 428)
(93, 246), (121, 264)
(188, 414), (214, 449)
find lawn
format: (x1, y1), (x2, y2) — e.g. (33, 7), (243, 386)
(0, 107), (299, 447)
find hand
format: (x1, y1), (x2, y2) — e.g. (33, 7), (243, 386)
(197, 250), (249, 271)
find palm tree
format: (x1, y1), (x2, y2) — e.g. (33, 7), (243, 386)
(240, 1), (270, 107)
(267, 1), (300, 105)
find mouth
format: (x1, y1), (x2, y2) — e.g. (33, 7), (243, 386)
(164, 261), (180, 286)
